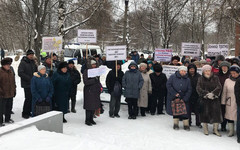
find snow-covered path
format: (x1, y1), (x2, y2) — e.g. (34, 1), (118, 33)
(0, 56), (239, 150)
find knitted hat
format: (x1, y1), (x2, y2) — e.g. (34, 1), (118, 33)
(26, 49), (34, 55)
(178, 66), (187, 72)
(202, 65), (212, 72)
(220, 61), (231, 68)
(206, 58), (211, 63)
(215, 55), (225, 61)
(58, 62), (68, 70)
(38, 65), (46, 72)
(91, 60), (97, 65)
(153, 63), (163, 73)
(139, 63), (147, 68)
(229, 65), (240, 73)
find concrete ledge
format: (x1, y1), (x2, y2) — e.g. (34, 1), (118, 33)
(0, 111), (63, 137)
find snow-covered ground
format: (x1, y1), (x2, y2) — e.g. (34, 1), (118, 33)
(0, 56), (239, 150)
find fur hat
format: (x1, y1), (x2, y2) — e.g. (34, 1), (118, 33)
(202, 65), (212, 72)
(1, 58), (12, 66)
(215, 55), (225, 61)
(91, 60), (97, 65)
(153, 63), (163, 73)
(68, 60), (75, 65)
(38, 65), (46, 72)
(220, 61), (231, 68)
(139, 63), (147, 68)
(171, 56), (180, 62)
(26, 49), (34, 56)
(178, 66), (187, 72)
(229, 65), (240, 73)
(58, 62), (68, 70)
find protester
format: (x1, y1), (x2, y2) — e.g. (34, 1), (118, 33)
(1, 48), (5, 61)
(52, 53), (60, 68)
(83, 58), (101, 126)
(188, 64), (202, 128)
(166, 66), (192, 131)
(149, 63), (167, 115)
(217, 61), (231, 131)
(18, 50), (37, 119)
(106, 61), (124, 118)
(169, 56), (181, 66)
(0, 58), (16, 126)
(232, 58), (240, 66)
(212, 55), (225, 74)
(234, 73), (240, 143)
(131, 51), (140, 63)
(52, 62), (72, 123)
(31, 65), (54, 117)
(138, 63), (152, 116)
(68, 60), (81, 113)
(122, 61), (144, 119)
(147, 60), (154, 72)
(42, 56), (57, 77)
(138, 54), (146, 64)
(196, 65), (222, 136)
(194, 61), (201, 68)
(221, 65), (240, 137)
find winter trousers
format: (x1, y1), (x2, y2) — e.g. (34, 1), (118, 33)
(150, 92), (164, 114)
(221, 104), (227, 130)
(69, 94), (76, 110)
(0, 98), (13, 123)
(109, 93), (121, 116)
(237, 106), (240, 139)
(22, 88), (32, 117)
(126, 98), (138, 117)
(189, 100), (201, 126)
(140, 107), (146, 116)
(85, 110), (95, 122)
(146, 94), (152, 112)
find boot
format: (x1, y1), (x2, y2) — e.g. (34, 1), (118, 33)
(71, 100), (76, 113)
(228, 123), (234, 137)
(173, 118), (179, 130)
(203, 123), (209, 135)
(213, 123), (221, 137)
(183, 119), (190, 131)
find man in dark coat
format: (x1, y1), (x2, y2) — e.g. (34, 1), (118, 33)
(18, 50), (37, 119)
(217, 61), (230, 131)
(149, 63), (167, 115)
(42, 56), (57, 78)
(122, 61), (144, 119)
(106, 61), (124, 118)
(234, 77), (240, 143)
(0, 58), (16, 126)
(188, 64), (201, 128)
(166, 66), (192, 130)
(68, 60), (81, 113)
(83, 58), (101, 126)
(52, 62), (72, 123)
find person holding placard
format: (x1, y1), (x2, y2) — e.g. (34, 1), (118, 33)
(122, 62), (144, 119)
(106, 61), (124, 118)
(83, 58), (101, 126)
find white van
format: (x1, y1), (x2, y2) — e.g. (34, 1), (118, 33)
(64, 44), (102, 58)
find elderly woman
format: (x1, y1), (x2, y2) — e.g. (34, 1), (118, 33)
(138, 63), (152, 116)
(222, 65), (240, 137)
(52, 62), (72, 123)
(196, 65), (222, 136)
(31, 65), (54, 117)
(122, 61), (144, 120)
(166, 66), (192, 131)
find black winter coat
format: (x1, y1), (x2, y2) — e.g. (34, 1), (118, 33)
(149, 72), (167, 97)
(188, 73), (201, 102)
(68, 67), (81, 96)
(18, 56), (37, 88)
(234, 78), (240, 107)
(106, 69), (124, 94)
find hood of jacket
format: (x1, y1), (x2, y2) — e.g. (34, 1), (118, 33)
(128, 61), (138, 70)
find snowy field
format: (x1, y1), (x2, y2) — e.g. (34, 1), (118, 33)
(0, 56), (239, 150)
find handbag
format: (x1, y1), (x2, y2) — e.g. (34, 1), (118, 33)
(171, 97), (187, 116)
(35, 100), (51, 116)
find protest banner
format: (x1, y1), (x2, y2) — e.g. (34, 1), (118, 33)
(207, 44), (229, 57)
(154, 49), (172, 62)
(42, 37), (63, 52)
(181, 43), (201, 56)
(88, 66), (108, 78)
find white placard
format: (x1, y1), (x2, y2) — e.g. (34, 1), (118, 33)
(42, 37), (63, 52)
(106, 45), (127, 61)
(78, 29), (97, 43)
(162, 65), (202, 79)
(154, 49), (172, 62)
(207, 44), (229, 57)
(181, 42), (201, 56)
(88, 66), (108, 78)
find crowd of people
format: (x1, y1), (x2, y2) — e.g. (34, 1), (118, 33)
(0, 50), (239, 144)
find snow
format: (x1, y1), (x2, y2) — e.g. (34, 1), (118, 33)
(0, 55), (239, 150)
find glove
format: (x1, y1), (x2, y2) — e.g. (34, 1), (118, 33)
(37, 98), (43, 102)
(46, 97), (51, 102)
(206, 93), (215, 100)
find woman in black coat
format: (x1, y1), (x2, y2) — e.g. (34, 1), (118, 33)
(68, 60), (81, 113)
(83, 58), (101, 126)
(197, 65), (222, 136)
